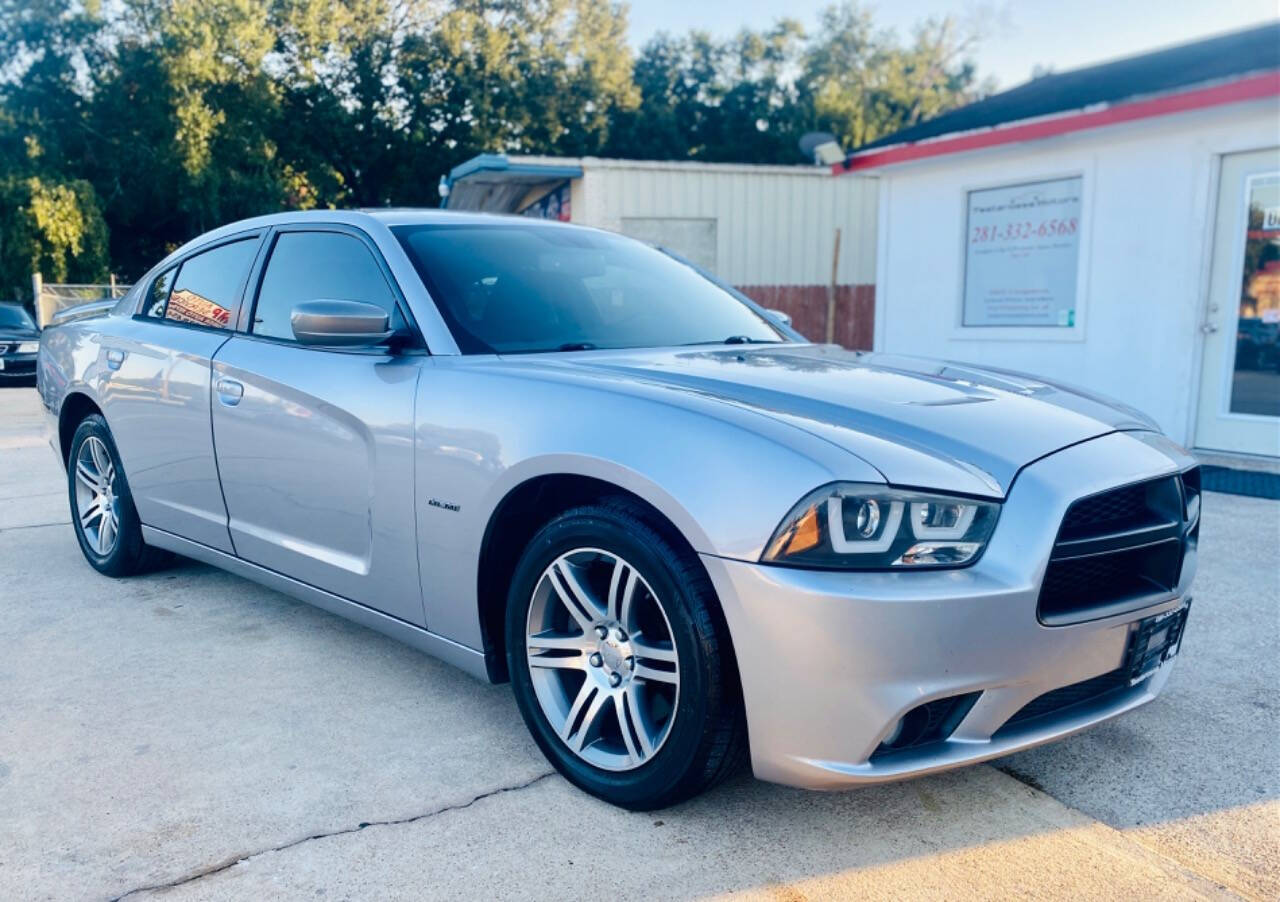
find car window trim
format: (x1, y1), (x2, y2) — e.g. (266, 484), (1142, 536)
(130, 230), (266, 336)
(237, 223), (426, 353)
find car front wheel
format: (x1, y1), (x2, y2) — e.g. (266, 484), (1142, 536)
(506, 497), (746, 810)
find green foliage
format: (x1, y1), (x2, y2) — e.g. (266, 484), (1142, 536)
(0, 175), (110, 298)
(613, 3), (989, 162)
(0, 0), (986, 286)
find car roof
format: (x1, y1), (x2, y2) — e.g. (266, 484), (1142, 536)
(198, 208), (572, 234)
(153, 208), (585, 275)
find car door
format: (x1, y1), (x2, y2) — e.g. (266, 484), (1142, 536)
(100, 234), (263, 553)
(209, 225), (427, 625)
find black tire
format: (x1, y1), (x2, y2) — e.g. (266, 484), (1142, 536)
(505, 497), (746, 810)
(67, 414), (166, 577)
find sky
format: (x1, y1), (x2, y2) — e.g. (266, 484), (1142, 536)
(626, 0), (1280, 90)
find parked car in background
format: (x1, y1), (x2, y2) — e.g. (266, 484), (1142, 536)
(0, 303), (40, 383)
(37, 211), (1200, 810)
(1236, 317), (1280, 371)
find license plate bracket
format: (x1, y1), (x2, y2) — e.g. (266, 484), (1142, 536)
(1124, 601), (1190, 685)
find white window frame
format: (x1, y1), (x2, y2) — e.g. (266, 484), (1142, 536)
(1212, 168), (1280, 424)
(951, 163), (1096, 343)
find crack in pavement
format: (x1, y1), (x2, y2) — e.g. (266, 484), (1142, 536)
(108, 771), (557, 901)
(0, 520), (70, 533)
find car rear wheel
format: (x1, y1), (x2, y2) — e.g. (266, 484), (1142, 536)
(67, 414), (166, 577)
(506, 497), (746, 810)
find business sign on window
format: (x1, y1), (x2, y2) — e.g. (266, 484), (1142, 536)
(963, 176), (1082, 327)
(520, 182), (571, 222)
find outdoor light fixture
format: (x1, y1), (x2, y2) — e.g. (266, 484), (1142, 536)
(798, 131), (846, 166)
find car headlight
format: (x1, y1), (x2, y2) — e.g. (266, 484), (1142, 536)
(17, 341), (38, 354)
(762, 483), (1001, 569)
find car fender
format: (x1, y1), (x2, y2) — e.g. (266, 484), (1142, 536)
(413, 359), (884, 649)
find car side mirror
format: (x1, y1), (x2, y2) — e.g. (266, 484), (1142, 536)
(765, 308), (792, 328)
(290, 300), (394, 347)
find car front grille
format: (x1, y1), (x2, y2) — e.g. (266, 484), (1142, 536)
(1038, 470), (1199, 624)
(1058, 482), (1153, 539)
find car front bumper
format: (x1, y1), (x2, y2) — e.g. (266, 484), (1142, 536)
(702, 430), (1198, 790)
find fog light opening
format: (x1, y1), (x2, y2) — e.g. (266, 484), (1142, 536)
(872, 691), (983, 759)
(881, 707), (931, 750)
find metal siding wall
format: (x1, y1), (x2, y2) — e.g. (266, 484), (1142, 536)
(572, 163), (877, 286)
(568, 161), (877, 347)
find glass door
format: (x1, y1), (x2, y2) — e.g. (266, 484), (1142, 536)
(1194, 148), (1280, 457)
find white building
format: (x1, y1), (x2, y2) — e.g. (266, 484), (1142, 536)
(442, 155), (878, 346)
(843, 23), (1280, 463)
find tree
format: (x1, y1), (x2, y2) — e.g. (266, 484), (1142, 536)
(398, 0), (637, 198)
(802, 2), (990, 150)
(0, 172), (110, 298)
(0, 1), (112, 296)
(607, 3), (986, 164)
(0, 0), (987, 284)
(605, 23), (808, 163)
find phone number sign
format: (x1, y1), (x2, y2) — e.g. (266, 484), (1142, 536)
(962, 176), (1083, 327)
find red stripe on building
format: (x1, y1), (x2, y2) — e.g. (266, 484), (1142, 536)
(836, 70), (1280, 174)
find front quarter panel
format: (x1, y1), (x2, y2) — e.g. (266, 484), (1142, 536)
(413, 356), (882, 648)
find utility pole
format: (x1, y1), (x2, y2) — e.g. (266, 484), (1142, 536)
(825, 228), (842, 345)
(31, 272), (44, 328)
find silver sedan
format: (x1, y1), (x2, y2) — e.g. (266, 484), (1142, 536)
(37, 210), (1199, 809)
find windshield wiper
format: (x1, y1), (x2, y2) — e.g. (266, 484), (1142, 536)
(556, 342), (598, 351)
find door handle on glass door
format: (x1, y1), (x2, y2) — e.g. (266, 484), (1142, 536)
(216, 377), (244, 406)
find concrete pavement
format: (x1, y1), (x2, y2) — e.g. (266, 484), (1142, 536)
(0, 386), (1276, 900)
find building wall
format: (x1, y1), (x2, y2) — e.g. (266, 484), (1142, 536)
(735, 284), (875, 349)
(872, 101), (1280, 445)
(570, 159), (879, 347)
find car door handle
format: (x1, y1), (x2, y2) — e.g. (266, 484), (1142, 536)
(106, 349), (124, 370)
(215, 377), (244, 406)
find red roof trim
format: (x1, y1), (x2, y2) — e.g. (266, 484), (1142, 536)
(835, 70), (1280, 174)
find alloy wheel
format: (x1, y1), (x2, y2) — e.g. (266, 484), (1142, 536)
(525, 548), (680, 771)
(74, 435), (121, 556)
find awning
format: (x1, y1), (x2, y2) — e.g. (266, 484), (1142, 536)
(441, 154), (583, 212)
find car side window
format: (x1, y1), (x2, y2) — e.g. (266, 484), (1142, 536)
(142, 239), (258, 330)
(143, 267), (177, 319)
(252, 231), (400, 341)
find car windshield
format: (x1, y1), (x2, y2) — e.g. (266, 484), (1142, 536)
(392, 223), (784, 354)
(0, 306), (36, 330)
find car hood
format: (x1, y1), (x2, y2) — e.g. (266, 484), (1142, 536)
(547, 344), (1158, 497)
(0, 327), (39, 341)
